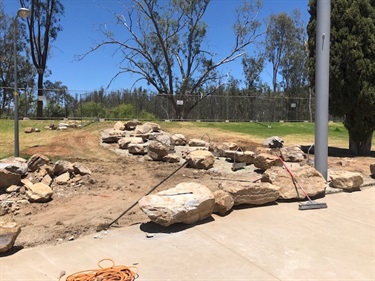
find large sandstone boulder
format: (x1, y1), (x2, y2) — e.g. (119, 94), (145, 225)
(134, 123), (160, 135)
(118, 137), (144, 149)
(224, 150), (255, 164)
(280, 145), (306, 162)
(72, 162), (92, 176)
(0, 157), (28, 175)
(148, 141), (169, 160)
(262, 166), (326, 199)
(186, 150), (215, 170)
(253, 153), (282, 170)
(138, 182), (215, 226)
(263, 136), (284, 148)
(0, 169), (21, 189)
(53, 160), (74, 176)
(215, 142), (239, 157)
(220, 182), (280, 206)
(26, 182), (53, 203)
(113, 121), (125, 131)
(188, 139), (208, 147)
(128, 143), (148, 155)
(329, 170), (364, 191)
(124, 120), (142, 130)
(101, 129), (126, 143)
(170, 134), (187, 146)
(0, 219), (21, 253)
(213, 190), (234, 215)
(27, 154), (50, 172)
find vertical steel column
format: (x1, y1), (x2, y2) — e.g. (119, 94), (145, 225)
(315, 0), (331, 180)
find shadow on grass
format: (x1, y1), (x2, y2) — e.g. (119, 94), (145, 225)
(301, 145), (375, 158)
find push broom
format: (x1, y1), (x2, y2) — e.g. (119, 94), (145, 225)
(278, 156), (327, 210)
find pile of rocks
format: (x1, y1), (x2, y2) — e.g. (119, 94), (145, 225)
(0, 154), (94, 253)
(100, 121), (373, 228)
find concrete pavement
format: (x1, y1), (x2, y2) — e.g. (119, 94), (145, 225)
(0, 187), (374, 281)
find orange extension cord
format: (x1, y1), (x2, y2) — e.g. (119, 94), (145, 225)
(63, 259), (138, 281)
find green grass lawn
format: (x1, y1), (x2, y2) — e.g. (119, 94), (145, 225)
(0, 119), (372, 159)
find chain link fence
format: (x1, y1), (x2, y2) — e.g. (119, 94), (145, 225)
(1, 87), (343, 122)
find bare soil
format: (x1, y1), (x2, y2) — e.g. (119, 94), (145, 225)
(3, 124), (374, 251)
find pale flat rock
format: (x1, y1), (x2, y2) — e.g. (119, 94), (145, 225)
(329, 170), (364, 191)
(138, 182), (214, 226)
(188, 139), (208, 147)
(220, 181), (280, 206)
(253, 153), (282, 170)
(53, 160), (73, 176)
(186, 150), (215, 170)
(26, 182), (53, 203)
(118, 137), (144, 149)
(113, 121), (125, 131)
(54, 172), (70, 185)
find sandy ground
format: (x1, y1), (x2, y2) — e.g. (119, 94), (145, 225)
(2, 124), (374, 250)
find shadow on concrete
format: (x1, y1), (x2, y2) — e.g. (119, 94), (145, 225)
(0, 245), (23, 257)
(139, 216), (215, 234)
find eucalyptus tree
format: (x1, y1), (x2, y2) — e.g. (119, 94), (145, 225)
(265, 10), (307, 93)
(0, 2), (34, 116)
(20, 0), (64, 117)
(307, 0), (375, 155)
(80, 0), (263, 119)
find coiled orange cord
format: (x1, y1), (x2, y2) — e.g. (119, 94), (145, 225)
(63, 259), (138, 281)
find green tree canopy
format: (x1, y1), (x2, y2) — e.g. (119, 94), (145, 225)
(308, 0), (375, 155)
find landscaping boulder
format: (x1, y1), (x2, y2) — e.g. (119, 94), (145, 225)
(162, 154), (181, 163)
(101, 129), (126, 143)
(27, 154), (50, 172)
(113, 121), (125, 131)
(263, 136), (284, 148)
(224, 150), (255, 164)
(0, 219), (21, 253)
(213, 190), (234, 215)
(53, 160), (74, 176)
(253, 153), (282, 171)
(280, 145), (306, 162)
(138, 182), (215, 226)
(25, 182), (53, 203)
(118, 137), (144, 149)
(329, 170), (364, 191)
(220, 181), (280, 206)
(128, 143), (148, 155)
(148, 141), (169, 160)
(0, 169), (21, 189)
(262, 165), (326, 199)
(124, 120), (142, 130)
(72, 162), (92, 176)
(170, 134), (187, 146)
(188, 139), (208, 147)
(0, 157), (28, 176)
(186, 150), (215, 170)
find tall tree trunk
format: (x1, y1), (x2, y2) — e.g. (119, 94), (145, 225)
(36, 72), (43, 118)
(348, 130), (373, 156)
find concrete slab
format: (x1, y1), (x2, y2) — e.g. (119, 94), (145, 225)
(0, 187), (374, 281)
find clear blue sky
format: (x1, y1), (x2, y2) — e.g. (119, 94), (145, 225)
(4, 0), (310, 93)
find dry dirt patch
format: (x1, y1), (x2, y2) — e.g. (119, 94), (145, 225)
(3, 124), (374, 250)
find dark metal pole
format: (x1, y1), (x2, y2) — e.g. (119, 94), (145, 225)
(314, 0), (331, 180)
